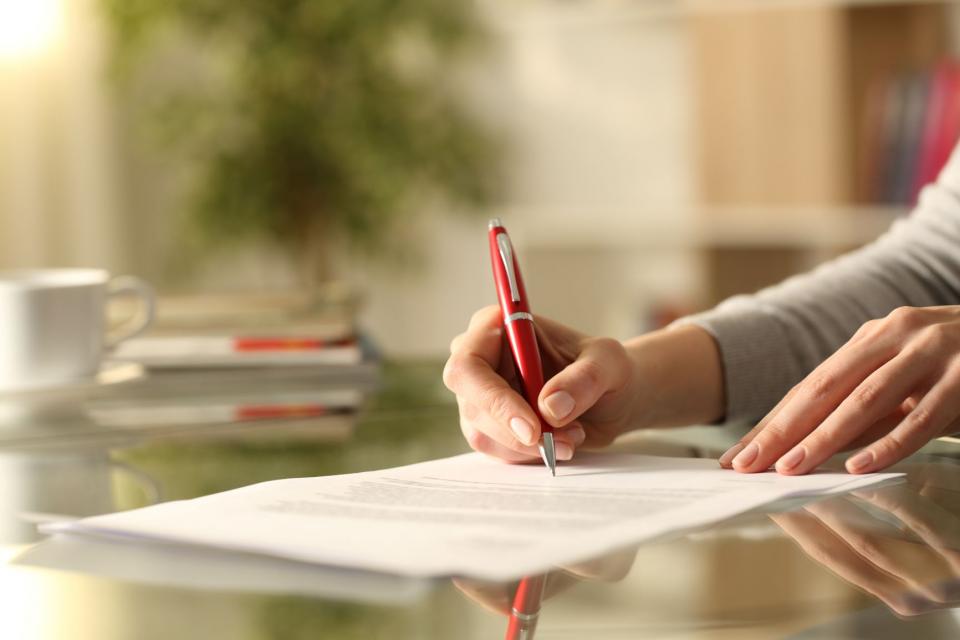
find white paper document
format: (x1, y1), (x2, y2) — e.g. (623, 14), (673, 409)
(43, 453), (902, 581)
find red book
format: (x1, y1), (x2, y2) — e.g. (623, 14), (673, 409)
(912, 62), (953, 203)
(929, 63), (960, 185)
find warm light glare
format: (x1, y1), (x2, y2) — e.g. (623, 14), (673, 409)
(0, 0), (62, 59)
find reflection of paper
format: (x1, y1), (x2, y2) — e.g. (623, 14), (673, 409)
(15, 533), (428, 604)
(42, 453), (902, 581)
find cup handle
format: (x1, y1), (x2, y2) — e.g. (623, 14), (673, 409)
(105, 275), (156, 350)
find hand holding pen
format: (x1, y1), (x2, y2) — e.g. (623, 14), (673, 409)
(443, 219), (671, 467)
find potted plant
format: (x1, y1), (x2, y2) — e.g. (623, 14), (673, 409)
(101, 0), (502, 291)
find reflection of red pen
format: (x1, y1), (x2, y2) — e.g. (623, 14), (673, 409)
(488, 218), (556, 476)
(505, 574), (546, 640)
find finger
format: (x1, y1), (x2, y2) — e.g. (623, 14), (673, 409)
(537, 337), (630, 428)
(844, 398), (921, 451)
(452, 578), (514, 616)
(731, 338), (896, 473)
(719, 387), (798, 467)
(453, 573), (577, 616)
(445, 350), (542, 447)
(770, 511), (930, 616)
(461, 419), (540, 464)
(461, 409), (584, 463)
(804, 498), (953, 603)
(724, 393), (909, 469)
(468, 305), (503, 330)
(775, 353), (928, 475)
(561, 547), (637, 582)
(846, 369), (960, 474)
(459, 396), (540, 457)
(853, 487), (960, 571)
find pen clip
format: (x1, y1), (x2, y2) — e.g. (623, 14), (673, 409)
(496, 233), (521, 303)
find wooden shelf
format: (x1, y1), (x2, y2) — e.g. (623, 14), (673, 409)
(513, 205), (906, 251)
(482, 0), (954, 30)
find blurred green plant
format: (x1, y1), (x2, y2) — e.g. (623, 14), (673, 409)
(100, 0), (502, 284)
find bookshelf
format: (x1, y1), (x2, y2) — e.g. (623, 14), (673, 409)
(501, 0), (954, 340)
(689, 0), (956, 306)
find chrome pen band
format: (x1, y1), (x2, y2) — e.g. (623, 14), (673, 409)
(510, 609), (539, 623)
(504, 311), (534, 324)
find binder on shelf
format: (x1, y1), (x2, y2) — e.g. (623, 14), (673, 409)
(859, 59), (960, 207)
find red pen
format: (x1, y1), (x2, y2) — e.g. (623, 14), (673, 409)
(488, 218), (556, 476)
(504, 574), (546, 640)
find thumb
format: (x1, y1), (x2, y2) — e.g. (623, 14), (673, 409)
(538, 338), (629, 427)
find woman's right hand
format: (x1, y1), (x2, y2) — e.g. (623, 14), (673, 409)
(442, 306), (641, 464)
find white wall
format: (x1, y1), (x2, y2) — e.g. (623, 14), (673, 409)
(352, 3), (697, 357)
(0, 0), (697, 358)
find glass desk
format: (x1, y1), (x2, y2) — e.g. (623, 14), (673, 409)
(0, 362), (957, 639)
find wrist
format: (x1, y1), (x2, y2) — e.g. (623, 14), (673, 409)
(621, 324), (725, 431)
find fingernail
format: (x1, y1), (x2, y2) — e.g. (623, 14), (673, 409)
(732, 442), (759, 468)
(777, 445), (806, 472)
(568, 426), (586, 446)
(509, 417), (535, 445)
(846, 449), (875, 473)
(544, 391), (575, 421)
(555, 442), (574, 461)
(719, 442), (745, 467)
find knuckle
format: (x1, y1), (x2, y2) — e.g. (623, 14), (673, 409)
(804, 541), (834, 567)
(482, 386), (514, 423)
(905, 405), (936, 435)
(874, 431), (908, 460)
(853, 320), (873, 339)
(575, 357), (606, 392)
(448, 332), (465, 355)
(464, 428), (488, 454)
(886, 306), (921, 330)
(469, 305), (500, 329)
(853, 318), (884, 343)
(915, 324), (949, 353)
(800, 431), (831, 454)
(460, 401), (480, 422)
(589, 336), (623, 356)
(758, 420), (794, 446)
(805, 372), (836, 401)
(847, 534), (883, 563)
(850, 381), (883, 411)
(442, 355), (464, 391)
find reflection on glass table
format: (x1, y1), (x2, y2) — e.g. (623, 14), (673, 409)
(772, 462), (960, 619)
(0, 362), (959, 639)
(454, 456), (960, 639)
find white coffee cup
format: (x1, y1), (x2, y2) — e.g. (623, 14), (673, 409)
(0, 269), (155, 391)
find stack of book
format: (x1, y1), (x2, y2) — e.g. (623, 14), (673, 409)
(98, 292), (378, 439)
(859, 60), (960, 206)
(113, 292), (377, 378)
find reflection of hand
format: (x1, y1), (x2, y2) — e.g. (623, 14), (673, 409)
(453, 548), (637, 617)
(771, 466), (960, 616)
(722, 306), (960, 475)
(443, 306), (638, 464)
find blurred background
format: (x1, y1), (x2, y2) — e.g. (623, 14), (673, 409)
(3, 0), (960, 357)
(5, 4), (960, 638)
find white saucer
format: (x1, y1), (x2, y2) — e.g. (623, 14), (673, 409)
(0, 362), (146, 400)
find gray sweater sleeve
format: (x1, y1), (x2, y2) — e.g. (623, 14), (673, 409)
(681, 146), (960, 423)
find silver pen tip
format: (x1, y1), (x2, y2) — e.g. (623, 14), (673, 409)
(538, 432), (557, 477)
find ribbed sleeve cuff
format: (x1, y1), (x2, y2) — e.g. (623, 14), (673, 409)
(675, 308), (799, 424)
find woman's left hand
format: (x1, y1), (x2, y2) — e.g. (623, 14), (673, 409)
(720, 306), (960, 475)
